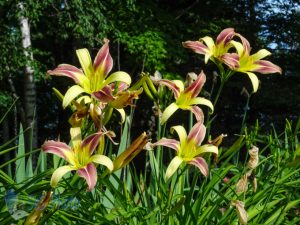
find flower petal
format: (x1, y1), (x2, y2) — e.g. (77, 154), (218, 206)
(47, 64), (88, 86)
(222, 53), (240, 70)
(251, 49), (271, 61)
(184, 71), (206, 98)
(152, 138), (180, 151)
(115, 108), (126, 123)
(189, 97), (214, 112)
(230, 40), (245, 57)
(188, 157), (209, 177)
(194, 144), (218, 156)
(252, 60), (282, 74)
(76, 48), (94, 80)
(170, 125), (187, 145)
(190, 106), (204, 123)
(94, 39), (113, 81)
(63, 85), (86, 108)
(201, 36), (215, 51)
(81, 132), (102, 155)
(165, 156), (183, 180)
(90, 154), (114, 172)
(42, 141), (71, 159)
(182, 40), (209, 55)
(102, 71), (132, 87)
(245, 72), (259, 93)
(216, 28), (235, 46)
(187, 122), (206, 146)
(77, 163), (97, 192)
(237, 34), (251, 55)
(50, 165), (75, 188)
(158, 79), (181, 98)
(161, 103), (179, 125)
(92, 86), (115, 103)
(70, 127), (82, 149)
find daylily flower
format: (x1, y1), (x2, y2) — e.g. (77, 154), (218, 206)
(222, 34), (282, 92)
(152, 121), (218, 180)
(47, 39), (132, 108)
(183, 28), (235, 63)
(42, 127), (114, 191)
(158, 71), (213, 124)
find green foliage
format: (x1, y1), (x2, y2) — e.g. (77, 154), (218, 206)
(119, 31), (167, 72)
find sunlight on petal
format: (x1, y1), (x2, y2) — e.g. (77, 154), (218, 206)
(171, 125), (187, 145)
(76, 48), (94, 80)
(251, 49), (271, 61)
(161, 103), (179, 125)
(103, 71), (132, 87)
(165, 156), (183, 180)
(246, 72), (259, 93)
(91, 154), (114, 172)
(50, 165), (75, 188)
(63, 85), (86, 108)
(190, 97), (214, 112)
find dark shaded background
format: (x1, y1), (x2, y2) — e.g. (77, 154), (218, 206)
(0, 0), (299, 149)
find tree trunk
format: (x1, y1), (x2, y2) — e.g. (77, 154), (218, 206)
(18, 2), (37, 150)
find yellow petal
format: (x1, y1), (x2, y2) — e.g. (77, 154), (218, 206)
(115, 108), (126, 123)
(90, 154), (114, 172)
(194, 144), (218, 157)
(70, 127), (82, 149)
(63, 85), (86, 108)
(251, 49), (271, 61)
(173, 80), (184, 92)
(161, 103), (179, 125)
(189, 97), (214, 112)
(50, 165), (75, 188)
(246, 72), (259, 93)
(165, 156), (183, 180)
(76, 48), (94, 80)
(230, 40), (244, 56)
(170, 125), (187, 145)
(102, 71), (132, 87)
(201, 36), (215, 51)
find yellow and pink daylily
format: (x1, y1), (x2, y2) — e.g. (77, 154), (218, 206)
(183, 28), (235, 64)
(221, 34), (282, 92)
(47, 39), (132, 108)
(42, 127), (114, 191)
(152, 121), (218, 179)
(158, 71), (213, 124)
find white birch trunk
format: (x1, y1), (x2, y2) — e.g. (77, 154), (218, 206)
(18, 2), (37, 149)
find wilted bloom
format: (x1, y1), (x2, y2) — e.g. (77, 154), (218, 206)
(152, 121), (218, 180)
(236, 174), (248, 194)
(231, 200), (248, 225)
(47, 39), (132, 108)
(248, 146), (259, 170)
(42, 127), (114, 191)
(183, 28), (235, 63)
(222, 34), (282, 92)
(158, 71), (213, 124)
(24, 191), (52, 225)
